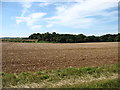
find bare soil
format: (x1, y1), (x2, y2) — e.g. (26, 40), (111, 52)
(2, 42), (118, 73)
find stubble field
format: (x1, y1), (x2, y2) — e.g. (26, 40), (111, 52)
(2, 42), (118, 73)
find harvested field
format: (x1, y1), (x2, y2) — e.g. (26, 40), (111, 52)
(2, 42), (118, 73)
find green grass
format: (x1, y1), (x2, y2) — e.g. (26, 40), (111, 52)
(2, 39), (57, 43)
(37, 41), (57, 43)
(2, 39), (36, 43)
(1, 62), (119, 88)
(60, 78), (120, 88)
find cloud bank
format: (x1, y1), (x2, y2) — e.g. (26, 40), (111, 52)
(16, 0), (118, 32)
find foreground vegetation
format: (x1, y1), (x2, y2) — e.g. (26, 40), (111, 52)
(60, 78), (120, 88)
(1, 32), (120, 43)
(2, 62), (119, 88)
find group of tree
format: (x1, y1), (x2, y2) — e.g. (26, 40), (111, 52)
(28, 32), (120, 43)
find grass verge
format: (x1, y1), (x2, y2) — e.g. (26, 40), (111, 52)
(1, 62), (119, 88)
(59, 75), (119, 88)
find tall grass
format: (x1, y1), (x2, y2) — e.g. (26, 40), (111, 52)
(59, 78), (120, 88)
(1, 62), (119, 88)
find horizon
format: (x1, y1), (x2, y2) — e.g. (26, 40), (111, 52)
(1, 0), (118, 37)
(0, 32), (119, 38)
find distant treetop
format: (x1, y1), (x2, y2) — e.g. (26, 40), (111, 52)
(28, 32), (120, 43)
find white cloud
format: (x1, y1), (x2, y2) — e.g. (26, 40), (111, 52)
(20, 2), (32, 17)
(16, 19), (22, 24)
(31, 25), (42, 30)
(45, 0), (118, 28)
(30, 13), (46, 19)
(16, 17), (27, 24)
(16, 12), (47, 30)
(38, 2), (51, 7)
(16, 12), (47, 25)
(2, 0), (119, 3)
(46, 24), (53, 28)
(16, 0), (118, 32)
(16, 1), (48, 31)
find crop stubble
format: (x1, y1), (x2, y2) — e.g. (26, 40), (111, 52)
(2, 42), (118, 73)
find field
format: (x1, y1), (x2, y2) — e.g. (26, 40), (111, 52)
(2, 42), (118, 73)
(1, 42), (119, 88)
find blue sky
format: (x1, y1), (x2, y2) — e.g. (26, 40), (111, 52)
(1, 0), (119, 37)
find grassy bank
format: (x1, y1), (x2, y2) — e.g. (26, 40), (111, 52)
(1, 39), (37, 43)
(60, 77), (119, 88)
(1, 39), (56, 43)
(1, 63), (119, 88)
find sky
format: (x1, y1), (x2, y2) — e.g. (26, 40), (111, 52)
(1, 0), (119, 37)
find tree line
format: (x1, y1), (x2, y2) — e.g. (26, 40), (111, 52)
(28, 32), (120, 43)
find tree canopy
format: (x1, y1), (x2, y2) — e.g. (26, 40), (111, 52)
(28, 32), (120, 43)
